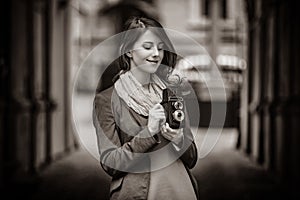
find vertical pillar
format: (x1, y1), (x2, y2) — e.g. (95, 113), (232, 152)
(271, 0), (290, 183)
(45, 0), (54, 164)
(188, 0), (201, 22)
(210, 0), (219, 62)
(250, 24), (260, 162)
(0, 0), (11, 189)
(247, 0), (264, 163)
(48, 0), (77, 160)
(236, 0), (248, 151)
(257, 14), (267, 165)
(270, 0), (282, 179)
(9, 0), (32, 178)
(245, 0), (255, 156)
(227, 0), (235, 19)
(64, 2), (77, 152)
(49, 0), (64, 159)
(286, 0), (300, 195)
(264, 10), (275, 170)
(30, 0), (49, 171)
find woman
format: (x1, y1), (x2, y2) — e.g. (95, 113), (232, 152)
(93, 16), (199, 200)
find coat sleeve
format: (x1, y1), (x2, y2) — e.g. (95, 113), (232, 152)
(179, 128), (198, 169)
(93, 90), (160, 178)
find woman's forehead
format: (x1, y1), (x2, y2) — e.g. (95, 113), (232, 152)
(135, 30), (163, 44)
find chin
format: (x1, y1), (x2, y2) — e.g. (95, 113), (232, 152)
(139, 64), (160, 74)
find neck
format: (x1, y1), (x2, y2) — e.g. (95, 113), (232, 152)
(129, 68), (151, 86)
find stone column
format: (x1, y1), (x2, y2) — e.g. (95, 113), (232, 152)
(9, 0), (33, 178)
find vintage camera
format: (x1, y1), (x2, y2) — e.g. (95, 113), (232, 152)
(161, 88), (185, 129)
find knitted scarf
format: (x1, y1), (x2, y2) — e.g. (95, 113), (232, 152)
(114, 71), (166, 116)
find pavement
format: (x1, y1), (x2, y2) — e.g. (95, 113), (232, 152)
(7, 93), (284, 200)
(12, 127), (284, 200)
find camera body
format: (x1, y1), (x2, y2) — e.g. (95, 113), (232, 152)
(161, 88), (185, 129)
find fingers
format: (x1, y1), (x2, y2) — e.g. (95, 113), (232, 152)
(164, 123), (180, 133)
(149, 103), (165, 120)
(152, 103), (164, 110)
(150, 104), (165, 114)
(148, 104), (166, 134)
(161, 123), (183, 141)
(161, 124), (167, 133)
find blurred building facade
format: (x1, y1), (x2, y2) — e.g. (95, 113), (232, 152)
(155, 0), (248, 127)
(73, 0), (248, 127)
(0, 0), (300, 199)
(240, 1), (300, 198)
(0, 0), (78, 193)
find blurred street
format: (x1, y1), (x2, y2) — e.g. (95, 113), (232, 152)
(4, 91), (283, 200)
(27, 127), (282, 200)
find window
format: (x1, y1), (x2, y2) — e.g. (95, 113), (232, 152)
(202, 0), (227, 19)
(221, 0), (227, 19)
(203, 0), (210, 17)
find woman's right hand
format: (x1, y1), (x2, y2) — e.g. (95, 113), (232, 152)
(148, 103), (166, 135)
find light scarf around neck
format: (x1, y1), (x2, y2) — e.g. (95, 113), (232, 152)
(114, 71), (166, 116)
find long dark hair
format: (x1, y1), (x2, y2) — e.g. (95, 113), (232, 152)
(96, 16), (177, 93)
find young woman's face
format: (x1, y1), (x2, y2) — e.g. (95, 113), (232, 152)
(128, 30), (164, 74)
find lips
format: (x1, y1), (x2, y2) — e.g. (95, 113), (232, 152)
(146, 59), (160, 64)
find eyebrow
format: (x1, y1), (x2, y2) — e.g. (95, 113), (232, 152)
(142, 41), (164, 45)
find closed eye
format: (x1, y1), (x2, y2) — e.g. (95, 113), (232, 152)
(142, 42), (165, 51)
(143, 42), (153, 50)
(157, 43), (164, 50)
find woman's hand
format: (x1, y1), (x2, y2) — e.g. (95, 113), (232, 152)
(148, 103), (166, 135)
(161, 123), (183, 144)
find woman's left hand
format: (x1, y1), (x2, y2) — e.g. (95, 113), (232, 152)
(160, 123), (183, 144)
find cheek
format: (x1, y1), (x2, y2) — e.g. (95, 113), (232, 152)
(133, 50), (150, 60)
(158, 51), (164, 63)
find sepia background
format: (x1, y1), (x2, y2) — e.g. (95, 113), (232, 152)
(0, 0), (299, 199)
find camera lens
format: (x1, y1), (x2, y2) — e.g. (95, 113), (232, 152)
(173, 110), (185, 122)
(173, 101), (183, 110)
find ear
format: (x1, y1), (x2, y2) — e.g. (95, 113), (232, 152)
(126, 52), (132, 58)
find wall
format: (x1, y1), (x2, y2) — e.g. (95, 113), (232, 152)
(244, 0), (300, 197)
(0, 0), (77, 194)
